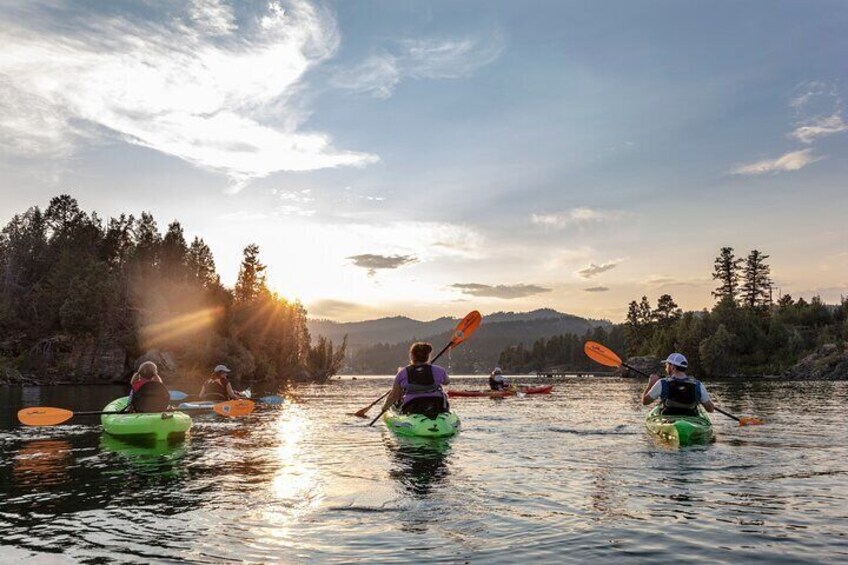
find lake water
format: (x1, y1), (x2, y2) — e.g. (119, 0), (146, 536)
(1, 377), (847, 564)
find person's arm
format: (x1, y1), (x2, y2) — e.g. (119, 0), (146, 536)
(226, 382), (242, 400)
(380, 381), (403, 412)
(699, 384), (715, 412)
(641, 374), (662, 405)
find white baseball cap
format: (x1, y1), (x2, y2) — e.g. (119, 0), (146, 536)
(664, 353), (688, 369)
(213, 364), (232, 374)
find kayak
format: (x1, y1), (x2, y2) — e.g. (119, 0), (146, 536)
(448, 385), (554, 398)
(177, 400), (216, 410)
(101, 397), (192, 441)
(644, 405), (713, 446)
(383, 408), (460, 438)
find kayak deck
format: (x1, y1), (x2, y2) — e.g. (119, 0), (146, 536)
(383, 408), (460, 438)
(101, 397), (192, 441)
(645, 405), (712, 446)
(448, 385), (554, 398)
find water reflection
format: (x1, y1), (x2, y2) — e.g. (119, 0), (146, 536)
(387, 436), (452, 497)
(13, 439), (73, 488)
(99, 434), (187, 477)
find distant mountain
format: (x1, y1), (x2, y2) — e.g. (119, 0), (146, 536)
(308, 309), (611, 373)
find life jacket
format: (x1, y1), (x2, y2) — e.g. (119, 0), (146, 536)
(660, 376), (702, 416)
(489, 374), (507, 391)
(131, 380), (170, 413)
(404, 364), (439, 394)
(201, 376), (228, 401)
(131, 376), (154, 393)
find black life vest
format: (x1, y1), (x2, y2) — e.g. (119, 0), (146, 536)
(489, 375), (508, 391)
(131, 381), (170, 413)
(405, 364), (438, 394)
(201, 376), (228, 401)
(660, 377), (701, 416)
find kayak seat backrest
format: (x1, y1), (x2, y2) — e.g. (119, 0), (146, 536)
(132, 381), (171, 413)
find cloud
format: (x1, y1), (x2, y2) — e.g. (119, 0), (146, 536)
(532, 207), (617, 230)
(348, 253), (418, 276)
(730, 149), (822, 175)
(308, 299), (371, 319)
(577, 260), (621, 279)
(0, 1), (377, 185)
(332, 34), (503, 99)
(583, 286), (609, 292)
(451, 283), (551, 299)
(791, 113), (848, 144)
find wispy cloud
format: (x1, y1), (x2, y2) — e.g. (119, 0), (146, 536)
(0, 1), (377, 186)
(577, 260), (622, 279)
(791, 113), (848, 144)
(348, 253), (418, 276)
(583, 286), (609, 292)
(451, 283), (551, 299)
(730, 149), (822, 175)
(308, 299), (371, 320)
(531, 207), (617, 230)
(332, 34), (503, 99)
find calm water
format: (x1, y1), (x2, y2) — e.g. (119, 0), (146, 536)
(1, 377), (847, 564)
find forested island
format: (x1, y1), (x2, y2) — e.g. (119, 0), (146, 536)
(0, 195), (345, 386)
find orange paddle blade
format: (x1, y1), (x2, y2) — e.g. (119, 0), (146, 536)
(18, 407), (74, 426)
(213, 399), (255, 418)
(738, 417), (764, 426)
(584, 341), (623, 368)
(450, 310), (482, 347)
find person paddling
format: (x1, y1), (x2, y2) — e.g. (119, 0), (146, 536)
(127, 361), (170, 413)
(488, 367), (511, 391)
(200, 365), (245, 401)
(641, 353), (716, 416)
(380, 342), (450, 419)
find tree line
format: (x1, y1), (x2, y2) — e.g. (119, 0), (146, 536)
(497, 247), (846, 377)
(0, 195), (345, 384)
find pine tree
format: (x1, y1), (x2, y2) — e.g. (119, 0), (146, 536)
(234, 243), (267, 303)
(653, 294), (682, 326)
(740, 249), (772, 310)
(186, 237), (219, 288)
(160, 221), (189, 279)
(712, 247), (742, 305)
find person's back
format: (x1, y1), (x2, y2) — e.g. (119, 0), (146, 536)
(201, 365), (241, 401)
(642, 353), (715, 416)
(488, 367), (509, 391)
(381, 342), (450, 419)
(128, 361), (169, 413)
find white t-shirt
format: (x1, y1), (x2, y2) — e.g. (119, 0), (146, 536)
(647, 376), (711, 403)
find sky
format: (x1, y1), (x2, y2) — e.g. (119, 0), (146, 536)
(0, 0), (846, 322)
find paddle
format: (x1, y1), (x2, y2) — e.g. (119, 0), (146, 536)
(170, 390), (283, 406)
(18, 398), (255, 426)
(365, 310), (483, 426)
(583, 340), (764, 426)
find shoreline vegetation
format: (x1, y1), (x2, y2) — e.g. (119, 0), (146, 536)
(1, 197), (845, 385)
(0, 195), (345, 388)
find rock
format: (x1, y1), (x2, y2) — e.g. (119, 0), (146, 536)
(783, 343), (848, 380)
(21, 335), (127, 384)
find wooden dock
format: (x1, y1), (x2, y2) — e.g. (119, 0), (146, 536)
(536, 370), (618, 378)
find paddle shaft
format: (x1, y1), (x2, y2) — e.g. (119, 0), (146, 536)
(367, 343), (452, 427)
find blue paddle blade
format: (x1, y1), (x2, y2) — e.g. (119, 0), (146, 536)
(169, 390), (188, 401)
(258, 395), (283, 405)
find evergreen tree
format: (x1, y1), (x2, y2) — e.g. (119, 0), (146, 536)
(653, 294), (682, 326)
(160, 221), (189, 279)
(186, 237), (219, 288)
(234, 243), (267, 303)
(740, 250), (772, 310)
(711, 246), (742, 305)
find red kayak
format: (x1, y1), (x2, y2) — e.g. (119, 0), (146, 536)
(448, 385), (554, 398)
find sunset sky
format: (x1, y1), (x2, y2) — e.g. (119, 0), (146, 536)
(1, 0), (846, 322)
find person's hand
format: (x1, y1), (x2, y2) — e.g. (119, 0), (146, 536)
(648, 373), (661, 387)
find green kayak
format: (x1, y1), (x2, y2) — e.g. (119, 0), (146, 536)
(645, 405), (712, 446)
(383, 407), (460, 438)
(101, 397), (192, 441)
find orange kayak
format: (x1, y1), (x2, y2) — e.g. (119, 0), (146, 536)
(448, 385), (553, 398)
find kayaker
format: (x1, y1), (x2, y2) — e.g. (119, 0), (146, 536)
(127, 361), (170, 413)
(488, 367), (511, 391)
(200, 365), (245, 401)
(380, 342), (450, 418)
(641, 353), (716, 416)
